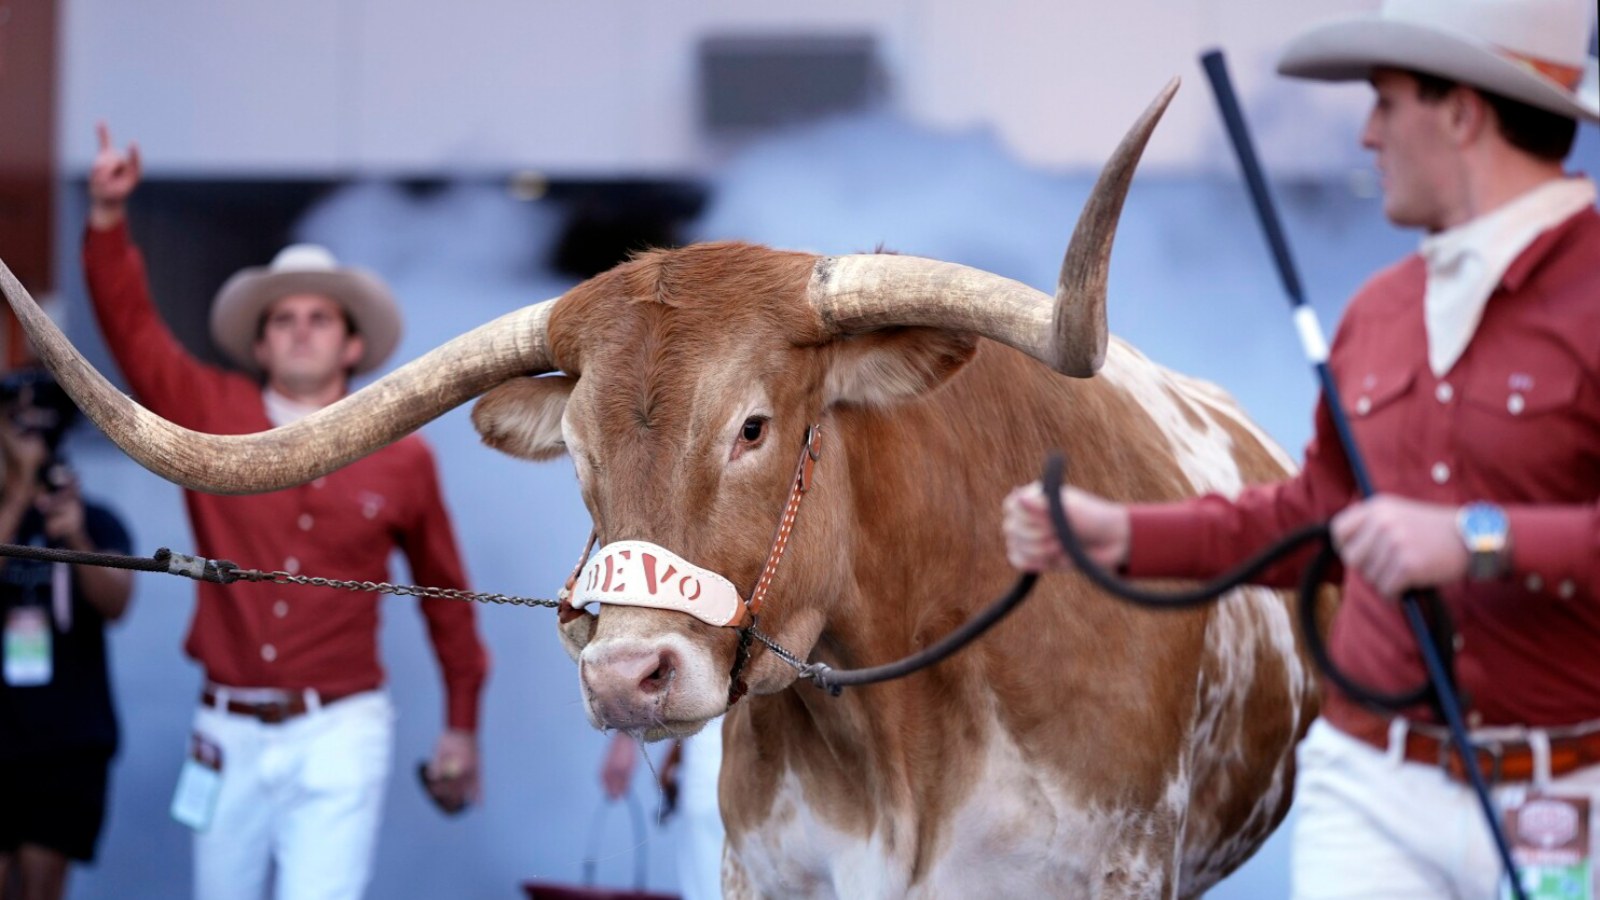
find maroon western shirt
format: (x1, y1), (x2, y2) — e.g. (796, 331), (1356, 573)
(1125, 206), (1600, 739)
(84, 222), (488, 731)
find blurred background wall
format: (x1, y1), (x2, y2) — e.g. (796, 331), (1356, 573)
(1, 0), (1596, 897)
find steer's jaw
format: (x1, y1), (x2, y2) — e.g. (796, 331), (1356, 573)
(579, 629), (728, 739)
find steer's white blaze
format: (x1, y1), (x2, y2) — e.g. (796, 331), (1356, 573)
(1167, 370), (1297, 475)
(1100, 339), (1246, 497)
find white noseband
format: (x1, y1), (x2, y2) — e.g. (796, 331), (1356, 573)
(568, 540), (746, 627)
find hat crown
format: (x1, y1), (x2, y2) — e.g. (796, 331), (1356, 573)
(267, 243), (342, 275)
(1384, 0), (1594, 68)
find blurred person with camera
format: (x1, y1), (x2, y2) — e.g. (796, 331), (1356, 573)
(0, 369), (134, 900)
(82, 124), (489, 900)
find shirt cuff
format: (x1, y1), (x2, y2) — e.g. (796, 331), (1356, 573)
(1506, 505), (1596, 591)
(446, 677), (485, 733)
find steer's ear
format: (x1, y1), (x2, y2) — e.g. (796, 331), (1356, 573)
(472, 375), (575, 461)
(824, 327), (978, 408)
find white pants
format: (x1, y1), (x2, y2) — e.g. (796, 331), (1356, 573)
(677, 718), (727, 900)
(189, 690), (394, 900)
(1293, 718), (1600, 899)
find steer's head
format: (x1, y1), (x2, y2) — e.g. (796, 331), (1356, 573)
(471, 243), (988, 736)
(0, 80), (1176, 741)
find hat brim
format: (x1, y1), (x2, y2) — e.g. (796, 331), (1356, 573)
(1278, 17), (1600, 124)
(209, 267), (402, 376)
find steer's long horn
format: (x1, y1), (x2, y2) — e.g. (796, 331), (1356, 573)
(0, 259), (555, 494)
(808, 77), (1178, 377)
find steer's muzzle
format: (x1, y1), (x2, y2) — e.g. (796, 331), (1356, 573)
(582, 642), (682, 730)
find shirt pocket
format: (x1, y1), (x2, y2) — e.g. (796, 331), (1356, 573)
(1458, 360), (1587, 494)
(1339, 366), (1419, 480)
(1460, 363), (1580, 419)
(1341, 367), (1417, 420)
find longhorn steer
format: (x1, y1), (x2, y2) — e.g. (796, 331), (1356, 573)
(2, 80), (1323, 898)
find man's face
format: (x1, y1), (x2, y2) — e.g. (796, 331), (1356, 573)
(1362, 68), (1466, 232)
(0, 395), (52, 485)
(252, 294), (364, 393)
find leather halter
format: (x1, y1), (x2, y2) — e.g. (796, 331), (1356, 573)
(556, 424), (825, 703)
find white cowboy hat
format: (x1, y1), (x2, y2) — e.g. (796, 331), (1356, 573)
(1278, 0), (1599, 124)
(210, 244), (402, 376)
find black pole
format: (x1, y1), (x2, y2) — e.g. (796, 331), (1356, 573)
(1200, 49), (1526, 900)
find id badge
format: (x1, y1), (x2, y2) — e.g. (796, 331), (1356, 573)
(3, 606), (53, 686)
(1501, 790), (1593, 900)
(170, 732), (224, 832)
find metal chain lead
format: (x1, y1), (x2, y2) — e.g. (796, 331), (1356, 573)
(748, 625), (840, 692)
(230, 568), (559, 609)
(747, 626), (806, 669)
(0, 540), (560, 609)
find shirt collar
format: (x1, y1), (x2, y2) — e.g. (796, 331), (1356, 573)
(262, 387), (323, 426)
(1419, 176), (1596, 377)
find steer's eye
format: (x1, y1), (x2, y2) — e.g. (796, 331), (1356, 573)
(731, 415), (769, 461)
(741, 417), (767, 443)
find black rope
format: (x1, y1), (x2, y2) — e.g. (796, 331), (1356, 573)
(0, 542), (241, 583)
(797, 572), (1039, 696)
(1293, 542), (1457, 715)
(1036, 452), (1451, 715)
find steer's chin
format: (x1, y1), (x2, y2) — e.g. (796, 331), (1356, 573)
(582, 689), (729, 741)
(637, 715), (718, 743)
(586, 707), (724, 743)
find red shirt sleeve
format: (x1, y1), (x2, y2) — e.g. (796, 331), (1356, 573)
(1506, 504), (1600, 591)
(82, 221), (248, 427)
(398, 439), (490, 732)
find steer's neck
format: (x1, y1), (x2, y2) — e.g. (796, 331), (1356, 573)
(723, 344), (1135, 838)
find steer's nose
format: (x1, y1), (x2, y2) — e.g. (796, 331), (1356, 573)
(582, 644), (680, 729)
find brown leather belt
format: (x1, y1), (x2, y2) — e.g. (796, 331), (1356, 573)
(200, 687), (356, 725)
(1346, 717), (1600, 784)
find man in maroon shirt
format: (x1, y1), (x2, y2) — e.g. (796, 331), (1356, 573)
(83, 125), (489, 900)
(1005, 0), (1599, 896)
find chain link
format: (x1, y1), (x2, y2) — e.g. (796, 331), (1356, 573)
(230, 568), (559, 609)
(747, 625), (843, 694)
(747, 626), (806, 670)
